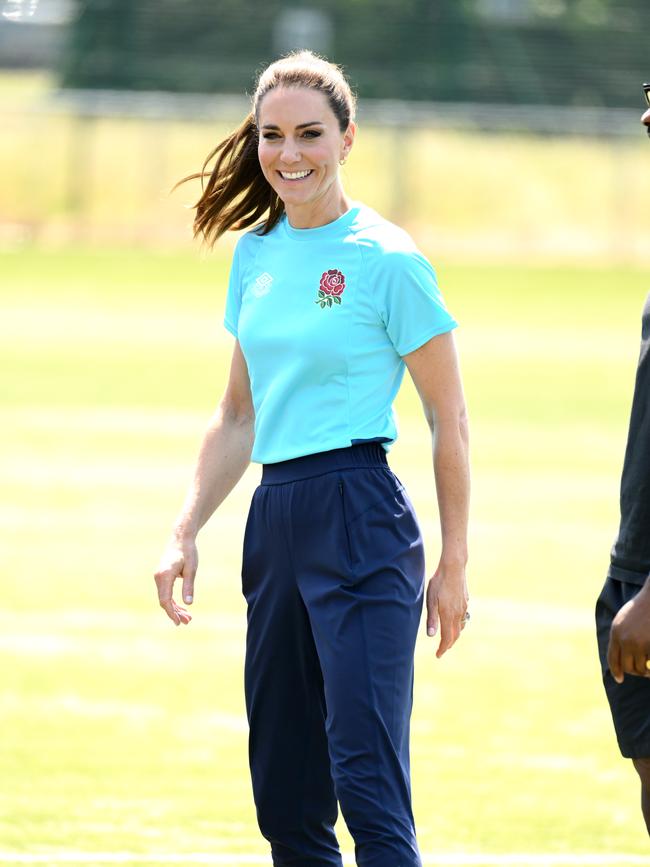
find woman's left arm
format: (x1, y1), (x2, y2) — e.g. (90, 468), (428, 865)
(403, 330), (470, 658)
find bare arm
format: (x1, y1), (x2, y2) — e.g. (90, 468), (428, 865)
(404, 330), (470, 657)
(154, 340), (255, 625)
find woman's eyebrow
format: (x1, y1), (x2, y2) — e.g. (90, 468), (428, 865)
(261, 121), (325, 130)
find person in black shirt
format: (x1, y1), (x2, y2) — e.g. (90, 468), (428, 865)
(595, 102), (650, 835)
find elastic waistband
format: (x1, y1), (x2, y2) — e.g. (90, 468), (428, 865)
(261, 442), (388, 485)
(608, 562), (650, 586)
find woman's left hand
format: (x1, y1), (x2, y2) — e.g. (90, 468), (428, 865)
(426, 560), (469, 658)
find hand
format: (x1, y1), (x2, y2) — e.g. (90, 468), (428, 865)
(154, 535), (198, 626)
(607, 585), (650, 682)
(426, 560), (469, 658)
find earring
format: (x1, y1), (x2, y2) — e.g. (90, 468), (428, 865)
(339, 156), (347, 165)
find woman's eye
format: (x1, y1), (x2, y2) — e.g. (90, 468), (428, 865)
(303, 130), (321, 138)
(262, 133), (280, 140)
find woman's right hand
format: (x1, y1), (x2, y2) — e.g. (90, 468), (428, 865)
(154, 534), (198, 626)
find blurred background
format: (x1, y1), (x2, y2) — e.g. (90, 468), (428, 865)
(4, 2), (650, 865)
(2, 0), (649, 256)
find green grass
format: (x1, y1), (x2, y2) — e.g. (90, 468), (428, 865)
(2, 247), (650, 862)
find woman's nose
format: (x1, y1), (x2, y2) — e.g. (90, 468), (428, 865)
(280, 141), (301, 163)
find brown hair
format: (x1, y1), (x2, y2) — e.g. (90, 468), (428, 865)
(176, 50), (356, 247)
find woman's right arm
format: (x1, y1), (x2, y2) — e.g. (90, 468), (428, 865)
(154, 340), (255, 625)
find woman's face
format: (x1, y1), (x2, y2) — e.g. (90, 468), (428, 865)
(257, 86), (355, 218)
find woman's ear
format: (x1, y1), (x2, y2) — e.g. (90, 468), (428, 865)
(341, 121), (356, 161)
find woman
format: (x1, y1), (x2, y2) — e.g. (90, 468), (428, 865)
(155, 50), (470, 867)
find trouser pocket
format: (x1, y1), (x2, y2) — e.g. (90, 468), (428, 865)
(338, 478), (357, 569)
(334, 468), (425, 588)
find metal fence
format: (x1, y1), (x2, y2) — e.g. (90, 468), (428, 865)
(3, 86), (650, 259)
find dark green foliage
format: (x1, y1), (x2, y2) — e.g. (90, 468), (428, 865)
(60, 0), (648, 108)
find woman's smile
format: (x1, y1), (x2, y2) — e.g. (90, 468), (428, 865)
(278, 169), (314, 181)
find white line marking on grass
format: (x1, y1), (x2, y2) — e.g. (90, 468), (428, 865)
(0, 854), (649, 866)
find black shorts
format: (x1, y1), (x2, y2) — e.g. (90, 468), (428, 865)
(596, 575), (650, 759)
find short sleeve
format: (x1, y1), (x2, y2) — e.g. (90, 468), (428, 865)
(373, 249), (457, 357)
(223, 241), (242, 338)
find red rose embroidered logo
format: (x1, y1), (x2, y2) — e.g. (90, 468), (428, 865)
(315, 269), (346, 308)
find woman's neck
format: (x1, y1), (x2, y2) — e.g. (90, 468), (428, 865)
(285, 188), (352, 230)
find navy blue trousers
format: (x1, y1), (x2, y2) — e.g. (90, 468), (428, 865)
(241, 443), (425, 867)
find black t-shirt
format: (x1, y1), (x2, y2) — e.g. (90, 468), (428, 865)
(610, 293), (650, 585)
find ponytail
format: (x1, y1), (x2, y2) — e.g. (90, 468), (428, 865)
(175, 112), (284, 247)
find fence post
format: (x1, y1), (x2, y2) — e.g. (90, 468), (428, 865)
(66, 110), (94, 242)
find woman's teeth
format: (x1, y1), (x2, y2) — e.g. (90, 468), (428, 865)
(279, 170), (313, 180)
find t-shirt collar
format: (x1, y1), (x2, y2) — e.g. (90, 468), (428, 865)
(282, 202), (361, 240)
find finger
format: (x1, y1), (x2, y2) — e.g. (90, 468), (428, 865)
(436, 613), (459, 659)
(172, 601), (192, 623)
(154, 567), (177, 602)
(156, 587), (181, 626)
(181, 559), (197, 606)
(634, 648), (648, 677)
(607, 633), (623, 683)
(155, 572), (178, 622)
(426, 591), (439, 637)
(643, 645), (650, 677)
(160, 598), (181, 625)
(621, 651), (636, 678)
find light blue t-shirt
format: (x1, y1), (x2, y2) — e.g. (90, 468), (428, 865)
(224, 202), (457, 464)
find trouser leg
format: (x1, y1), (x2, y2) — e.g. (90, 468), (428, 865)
(290, 466), (425, 867)
(242, 483), (343, 867)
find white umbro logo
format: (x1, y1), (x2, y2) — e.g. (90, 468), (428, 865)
(250, 272), (273, 298)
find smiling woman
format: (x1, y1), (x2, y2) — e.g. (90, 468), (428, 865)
(159, 50), (470, 867)
(256, 86), (354, 228)
(174, 51), (356, 243)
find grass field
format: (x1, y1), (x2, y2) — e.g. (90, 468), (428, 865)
(2, 246), (650, 865)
